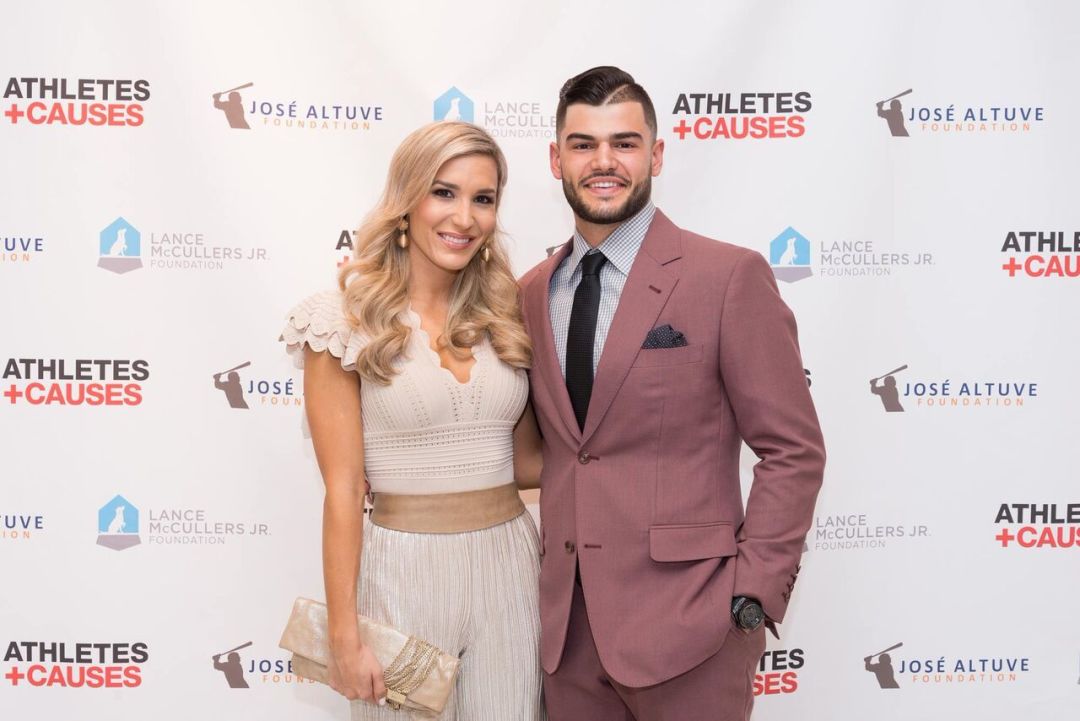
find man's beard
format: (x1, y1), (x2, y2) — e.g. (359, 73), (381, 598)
(562, 174), (651, 226)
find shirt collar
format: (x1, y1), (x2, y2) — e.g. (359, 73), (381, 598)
(568, 201), (656, 278)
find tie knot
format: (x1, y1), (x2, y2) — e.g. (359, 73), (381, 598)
(580, 251), (607, 277)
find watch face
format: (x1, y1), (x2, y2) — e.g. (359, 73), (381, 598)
(739, 603), (764, 629)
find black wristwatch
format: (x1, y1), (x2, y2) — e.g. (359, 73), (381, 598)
(731, 596), (765, 631)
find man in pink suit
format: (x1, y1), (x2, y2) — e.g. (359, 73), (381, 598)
(519, 66), (826, 720)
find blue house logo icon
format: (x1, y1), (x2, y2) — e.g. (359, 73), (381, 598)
(96, 494), (141, 550)
(769, 227), (812, 283)
(434, 87), (473, 123)
(98, 217), (143, 274)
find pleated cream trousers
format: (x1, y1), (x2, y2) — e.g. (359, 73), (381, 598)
(350, 511), (545, 720)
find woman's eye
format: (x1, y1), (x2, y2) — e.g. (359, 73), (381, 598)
(433, 188), (453, 198)
(474, 195), (494, 205)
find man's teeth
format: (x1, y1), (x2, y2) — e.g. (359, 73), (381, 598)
(589, 181), (620, 188)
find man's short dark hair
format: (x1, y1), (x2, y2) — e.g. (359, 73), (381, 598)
(556, 66), (657, 140)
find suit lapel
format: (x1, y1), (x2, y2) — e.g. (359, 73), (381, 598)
(526, 240), (582, 442)
(581, 211), (682, 445)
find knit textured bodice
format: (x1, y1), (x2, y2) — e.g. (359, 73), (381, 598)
(282, 289), (528, 494)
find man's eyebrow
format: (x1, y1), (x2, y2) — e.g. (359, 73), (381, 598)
(564, 132), (644, 142)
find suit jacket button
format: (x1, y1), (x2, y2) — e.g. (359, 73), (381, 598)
(578, 451), (591, 464)
(565, 541), (576, 553)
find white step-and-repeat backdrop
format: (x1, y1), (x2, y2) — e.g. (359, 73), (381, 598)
(2, 2), (1077, 719)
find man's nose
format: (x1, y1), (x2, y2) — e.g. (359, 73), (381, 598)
(589, 142), (616, 172)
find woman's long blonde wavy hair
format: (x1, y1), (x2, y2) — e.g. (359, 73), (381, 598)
(338, 121), (532, 384)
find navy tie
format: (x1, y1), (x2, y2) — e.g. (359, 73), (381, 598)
(566, 251), (607, 430)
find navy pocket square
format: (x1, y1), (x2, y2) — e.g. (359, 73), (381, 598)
(642, 324), (688, 349)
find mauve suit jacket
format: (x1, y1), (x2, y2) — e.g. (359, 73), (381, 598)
(519, 209), (825, 689)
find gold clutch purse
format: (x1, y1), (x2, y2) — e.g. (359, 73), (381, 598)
(278, 597), (460, 712)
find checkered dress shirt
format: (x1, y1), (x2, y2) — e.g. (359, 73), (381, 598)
(548, 202), (656, 378)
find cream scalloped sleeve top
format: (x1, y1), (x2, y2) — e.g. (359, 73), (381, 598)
(281, 289), (529, 495)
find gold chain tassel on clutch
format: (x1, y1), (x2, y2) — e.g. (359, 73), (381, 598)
(382, 636), (441, 708)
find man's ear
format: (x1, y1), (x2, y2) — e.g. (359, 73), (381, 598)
(651, 137), (665, 177)
(549, 141), (563, 180)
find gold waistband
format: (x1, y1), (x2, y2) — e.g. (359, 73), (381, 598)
(370, 483), (526, 534)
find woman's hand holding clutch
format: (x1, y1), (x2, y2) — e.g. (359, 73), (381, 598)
(329, 632), (387, 705)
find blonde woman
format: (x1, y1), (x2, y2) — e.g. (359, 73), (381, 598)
(281, 122), (544, 720)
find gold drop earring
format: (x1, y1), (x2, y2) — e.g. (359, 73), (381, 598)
(480, 243), (490, 263)
(397, 219), (409, 249)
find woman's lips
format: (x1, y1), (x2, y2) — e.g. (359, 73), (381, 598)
(437, 232), (474, 250)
